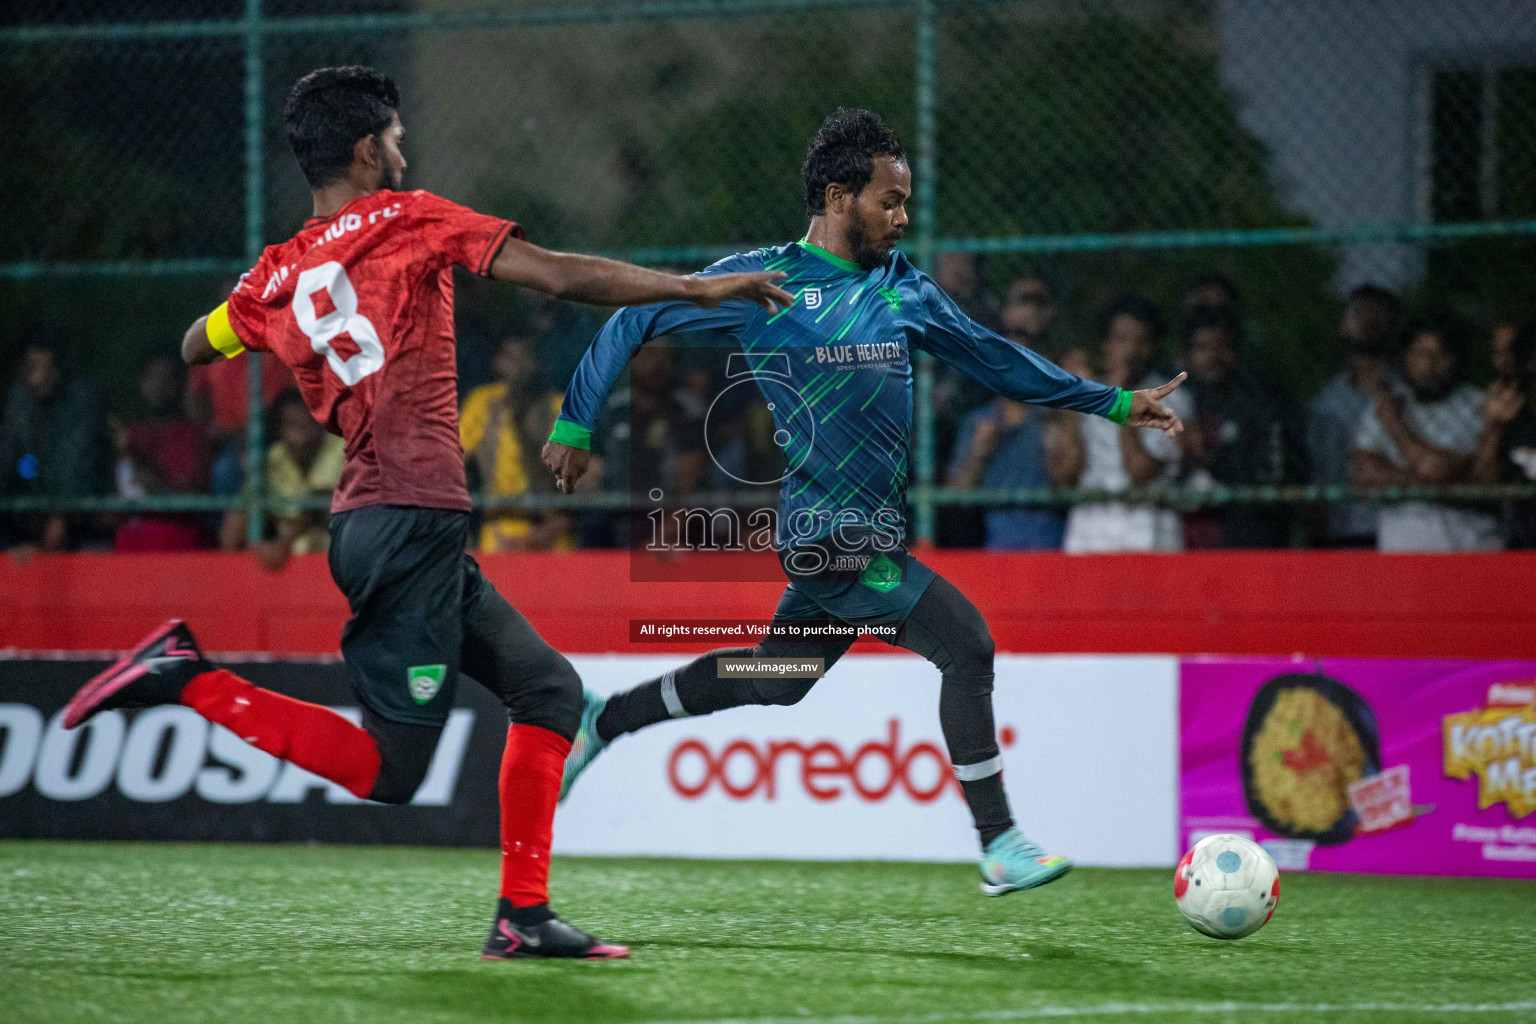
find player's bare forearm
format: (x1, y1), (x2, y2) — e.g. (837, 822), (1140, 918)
(181, 316), (222, 366)
(489, 238), (792, 311)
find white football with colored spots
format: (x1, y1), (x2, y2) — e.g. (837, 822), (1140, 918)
(1174, 834), (1280, 940)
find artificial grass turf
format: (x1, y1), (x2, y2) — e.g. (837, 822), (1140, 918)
(1, 841), (1533, 1024)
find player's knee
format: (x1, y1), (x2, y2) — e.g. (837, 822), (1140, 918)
(750, 678), (816, 706)
(368, 763), (428, 805)
(506, 648), (583, 740)
(364, 713), (439, 804)
(949, 624), (995, 683)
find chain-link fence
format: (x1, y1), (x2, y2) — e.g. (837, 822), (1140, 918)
(3, 0), (1535, 550)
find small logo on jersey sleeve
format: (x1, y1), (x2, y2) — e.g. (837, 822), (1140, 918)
(877, 286), (902, 312)
(407, 664), (448, 704)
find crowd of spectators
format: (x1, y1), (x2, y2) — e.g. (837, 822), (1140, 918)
(4, 264), (1536, 556)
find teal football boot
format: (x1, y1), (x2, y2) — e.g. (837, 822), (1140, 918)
(559, 689), (610, 802)
(979, 826), (1073, 896)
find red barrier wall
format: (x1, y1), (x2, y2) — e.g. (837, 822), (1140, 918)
(0, 550), (1531, 658)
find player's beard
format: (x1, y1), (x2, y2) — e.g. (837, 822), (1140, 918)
(845, 217), (898, 272)
(383, 163), (404, 191)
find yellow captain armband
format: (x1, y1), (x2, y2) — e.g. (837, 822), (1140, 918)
(206, 302), (246, 358)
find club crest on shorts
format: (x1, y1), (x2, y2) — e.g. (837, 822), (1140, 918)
(858, 552), (903, 592)
(407, 664), (447, 704)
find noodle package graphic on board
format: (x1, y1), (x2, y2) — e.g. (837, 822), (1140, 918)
(1240, 673), (1386, 845)
(1180, 657), (1536, 879)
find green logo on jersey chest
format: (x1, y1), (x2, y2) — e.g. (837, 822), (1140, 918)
(407, 664), (447, 704)
(877, 286), (902, 312)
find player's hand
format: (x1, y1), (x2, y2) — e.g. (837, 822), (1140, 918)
(690, 272), (794, 313)
(542, 441), (591, 495)
(1126, 372), (1186, 440)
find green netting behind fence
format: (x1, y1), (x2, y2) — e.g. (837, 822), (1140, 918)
(3, 0), (1536, 540)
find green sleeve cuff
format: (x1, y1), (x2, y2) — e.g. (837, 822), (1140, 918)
(1105, 388), (1133, 425)
(548, 418), (593, 450)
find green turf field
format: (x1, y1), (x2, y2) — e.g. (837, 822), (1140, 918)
(1, 842), (1532, 1024)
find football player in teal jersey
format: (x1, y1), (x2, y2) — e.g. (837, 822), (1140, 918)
(543, 109), (1184, 895)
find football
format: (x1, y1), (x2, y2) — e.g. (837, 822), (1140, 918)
(1174, 834), (1281, 939)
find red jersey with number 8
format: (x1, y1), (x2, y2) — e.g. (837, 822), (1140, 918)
(219, 189), (519, 512)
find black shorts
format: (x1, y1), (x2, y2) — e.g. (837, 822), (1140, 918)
(327, 505), (579, 733)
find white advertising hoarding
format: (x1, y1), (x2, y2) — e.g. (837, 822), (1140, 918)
(556, 654), (1179, 867)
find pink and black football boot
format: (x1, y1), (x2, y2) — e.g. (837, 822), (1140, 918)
(63, 619), (208, 729)
(481, 904), (630, 961)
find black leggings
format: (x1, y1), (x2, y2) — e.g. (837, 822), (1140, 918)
(614, 573), (1000, 771)
(365, 583), (583, 805)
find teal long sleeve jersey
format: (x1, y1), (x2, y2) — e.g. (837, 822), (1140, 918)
(549, 241), (1133, 548)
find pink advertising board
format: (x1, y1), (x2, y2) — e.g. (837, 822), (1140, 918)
(1181, 657), (1536, 878)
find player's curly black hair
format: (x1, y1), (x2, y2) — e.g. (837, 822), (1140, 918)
(801, 108), (905, 216)
(284, 66), (399, 189)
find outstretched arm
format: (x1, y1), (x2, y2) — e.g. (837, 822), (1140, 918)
(182, 301), (252, 367)
(541, 261), (762, 493)
(182, 316), (221, 366)
(489, 238), (791, 312)
(918, 280), (1185, 437)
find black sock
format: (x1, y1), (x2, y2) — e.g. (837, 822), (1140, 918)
(961, 774), (1014, 848)
(596, 649), (765, 742)
(595, 680), (670, 742)
(498, 897), (555, 927)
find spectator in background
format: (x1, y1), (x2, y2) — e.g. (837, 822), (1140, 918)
(595, 343), (705, 547)
(946, 397), (1065, 551)
(1, 339), (110, 551)
(217, 390), (346, 560)
(936, 267), (1060, 547)
(673, 357), (716, 421)
(459, 334), (569, 552)
(1180, 304), (1307, 548)
(1492, 317), (1522, 382)
(932, 251), (1000, 328)
(1473, 318), (1536, 547)
(999, 269), (1062, 355)
(1307, 285), (1402, 547)
(1351, 317), (1500, 552)
(112, 354), (212, 552)
(263, 389), (345, 556)
(186, 333), (292, 496)
(1179, 273), (1240, 320)
(1056, 296), (1190, 553)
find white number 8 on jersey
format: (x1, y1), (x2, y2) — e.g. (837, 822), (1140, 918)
(293, 261), (385, 385)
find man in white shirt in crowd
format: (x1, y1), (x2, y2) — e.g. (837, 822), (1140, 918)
(1351, 317), (1501, 552)
(1052, 296), (1192, 552)
(1307, 285), (1402, 547)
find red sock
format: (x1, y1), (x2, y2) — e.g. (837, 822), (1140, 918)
(180, 669), (382, 799)
(498, 724), (572, 906)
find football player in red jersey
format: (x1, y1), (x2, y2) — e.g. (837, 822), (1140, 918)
(60, 66), (792, 961)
